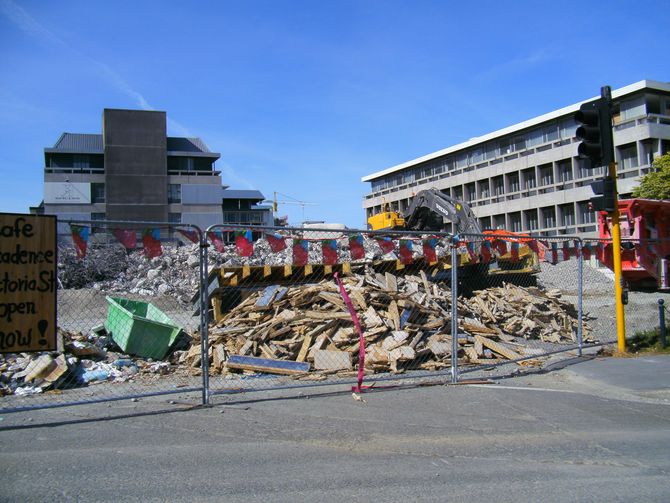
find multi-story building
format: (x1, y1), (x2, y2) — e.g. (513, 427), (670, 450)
(362, 80), (670, 237)
(43, 108), (224, 234)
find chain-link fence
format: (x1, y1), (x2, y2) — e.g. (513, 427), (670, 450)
(204, 224), (460, 399)
(0, 220), (207, 412)
(3, 219), (663, 413)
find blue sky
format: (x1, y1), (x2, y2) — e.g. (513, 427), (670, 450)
(0, 0), (668, 228)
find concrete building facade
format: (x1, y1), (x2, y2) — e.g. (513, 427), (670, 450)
(43, 108), (224, 233)
(362, 80), (670, 237)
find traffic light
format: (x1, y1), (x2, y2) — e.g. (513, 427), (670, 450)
(575, 95), (614, 170)
(589, 176), (616, 212)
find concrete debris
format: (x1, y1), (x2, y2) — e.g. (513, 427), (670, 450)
(57, 234), (447, 305)
(0, 329), (194, 397)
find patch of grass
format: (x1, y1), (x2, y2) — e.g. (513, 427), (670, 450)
(628, 327), (670, 354)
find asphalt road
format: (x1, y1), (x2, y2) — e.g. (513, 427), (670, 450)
(1, 355), (669, 503)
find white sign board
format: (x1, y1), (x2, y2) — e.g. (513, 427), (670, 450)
(44, 182), (91, 204)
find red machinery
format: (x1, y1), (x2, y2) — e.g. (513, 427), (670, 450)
(598, 198), (670, 290)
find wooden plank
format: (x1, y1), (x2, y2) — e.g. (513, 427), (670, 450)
(324, 265), (332, 275)
(304, 264), (313, 276)
(388, 301), (400, 331)
(226, 355), (310, 375)
(341, 262), (351, 274)
(385, 272), (398, 292)
(304, 311), (352, 320)
(313, 350), (352, 371)
(211, 297), (224, 324)
(419, 270), (432, 298)
(283, 265), (292, 277)
(263, 265), (272, 277)
(475, 335), (523, 361)
(242, 264), (251, 278)
(212, 344), (226, 369)
(296, 334), (313, 362)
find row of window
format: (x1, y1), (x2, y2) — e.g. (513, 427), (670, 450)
(370, 118), (577, 192)
(47, 154), (215, 172)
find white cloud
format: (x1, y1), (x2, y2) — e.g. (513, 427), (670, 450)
(1, 0), (195, 137)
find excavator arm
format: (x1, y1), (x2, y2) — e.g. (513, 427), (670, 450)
(403, 188), (483, 235)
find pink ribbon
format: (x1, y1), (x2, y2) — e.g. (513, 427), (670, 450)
(334, 272), (369, 393)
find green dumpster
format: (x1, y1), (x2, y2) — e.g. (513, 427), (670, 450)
(104, 296), (182, 360)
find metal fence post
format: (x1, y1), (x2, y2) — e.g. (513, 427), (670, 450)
(577, 239), (583, 357)
(200, 233), (210, 405)
(450, 237), (459, 384)
(658, 299), (667, 349)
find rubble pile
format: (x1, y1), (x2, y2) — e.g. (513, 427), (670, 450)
(0, 329), (194, 397)
(59, 244), (202, 304)
(57, 234), (447, 303)
(188, 270), (591, 377)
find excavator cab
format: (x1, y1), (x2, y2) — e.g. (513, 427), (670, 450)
(367, 203), (405, 230)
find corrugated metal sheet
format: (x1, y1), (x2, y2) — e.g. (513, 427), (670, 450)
(221, 189), (265, 201)
(51, 133), (103, 153)
(46, 133), (217, 156)
(167, 137), (211, 153)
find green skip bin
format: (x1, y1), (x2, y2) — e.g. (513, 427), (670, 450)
(104, 296), (182, 360)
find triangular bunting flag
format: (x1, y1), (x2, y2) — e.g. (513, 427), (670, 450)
(376, 236), (395, 254)
(551, 242), (559, 264)
(562, 241), (571, 261)
(142, 228), (162, 259)
(265, 232), (287, 253)
(235, 230), (254, 257)
(494, 239), (507, 256)
(481, 240), (492, 263)
(573, 240), (581, 259)
(349, 234), (365, 260)
(510, 241), (519, 262)
(422, 237), (438, 263)
(399, 239), (413, 264)
(322, 239), (338, 265)
(292, 238), (309, 266)
(70, 224), (89, 258)
(466, 241), (478, 263)
(177, 228), (200, 244)
(113, 229), (136, 250)
(207, 230), (226, 252)
(582, 242), (592, 260)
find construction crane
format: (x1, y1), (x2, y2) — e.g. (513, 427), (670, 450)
(265, 192), (318, 224)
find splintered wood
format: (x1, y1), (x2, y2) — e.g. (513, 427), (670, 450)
(193, 271), (591, 377)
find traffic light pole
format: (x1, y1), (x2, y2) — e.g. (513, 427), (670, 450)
(608, 160), (627, 352)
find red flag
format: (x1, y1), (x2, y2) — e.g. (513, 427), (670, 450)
(573, 240), (581, 259)
(292, 238), (309, 266)
(582, 243), (592, 260)
(349, 234), (365, 260)
(322, 239), (338, 265)
(376, 237), (395, 254)
(422, 238), (438, 263)
(596, 242), (605, 261)
(494, 239), (508, 256)
(113, 229), (136, 250)
(235, 230), (254, 257)
(265, 232), (287, 253)
(510, 241), (519, 262)
(207, 230), (226, 252)
(528, 240), (540, 254)
(399, 240), (413, 264)
(70, 224), (89, 258)
(466, 241), (478, 263)
(481, 240), (492, 263)
(551, 242), (559, 264)
(177, 228), (200, 244)
(142, 228), (162, 259)
(562, 241), (571, 261)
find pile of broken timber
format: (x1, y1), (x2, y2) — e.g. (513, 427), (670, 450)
(187, 269), (589, 377)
